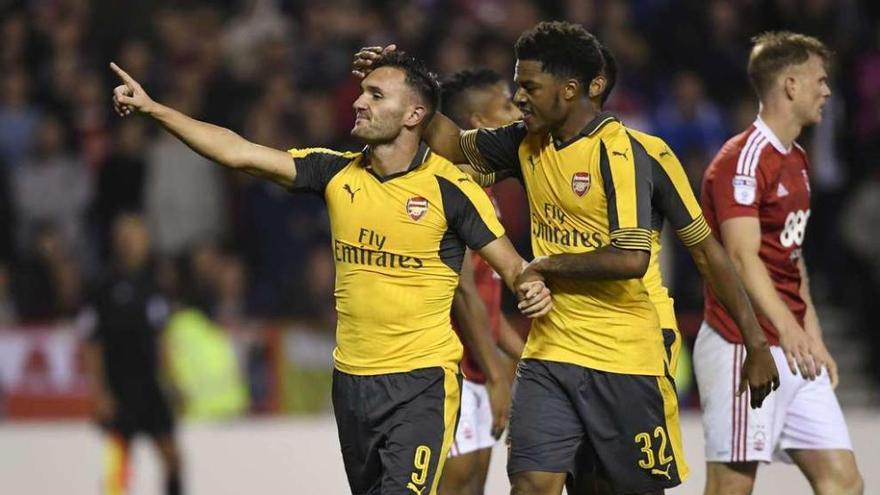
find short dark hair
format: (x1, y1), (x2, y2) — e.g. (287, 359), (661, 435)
(371, 52), (441, 118)
(515, 21), (604, 89)
(748, 31), (832, 99)
(440, 68), (504, 128)
(597, 42), (617, 107)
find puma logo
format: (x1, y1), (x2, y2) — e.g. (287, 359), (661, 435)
(406, 482), (426, 494)
(457, 176), (470, 183)
(651, 463), (672, 480)
(528, 155), (538, 171)
(343, 184), (361, 203)
(612, 149), (629, 159)
(659, 149), (671, 158)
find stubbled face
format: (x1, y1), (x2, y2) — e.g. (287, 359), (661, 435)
(351, 67), (413, 144)
(472, 81), (521, 128)
(788, 53), (831, 126)
(513, 59), (567, 134)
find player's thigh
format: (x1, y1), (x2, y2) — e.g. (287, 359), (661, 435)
(704, 462), (758, 495)
(332, 370), (386, 495)
(507, 359), (584, 477)
(380, 367), (460, 495)
(788, 449), (863, 495)
(439, 448), (491, 495)
(694, 324), (778, 464)
(779, 371), (853, 455)
(579, 370), (686, 494)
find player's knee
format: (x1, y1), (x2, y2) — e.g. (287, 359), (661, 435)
(704, 464), (756, 495)
(811, 468), (863, 495)
(510, 471), (561, 495)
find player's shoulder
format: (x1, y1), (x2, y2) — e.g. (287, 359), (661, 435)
(428, 153), (484, 191)
(623, 127), (675, 160)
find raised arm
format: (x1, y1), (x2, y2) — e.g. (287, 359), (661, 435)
(110, 62), (295, 188)
(721, 217), (821, 379)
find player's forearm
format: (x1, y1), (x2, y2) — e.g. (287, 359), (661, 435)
(689, 238), (769, 351)
(730, 250), (801, 335)
(451, 288), (505, 383)
(530, 247), (649, 280)
(798, 259), (823, 341)
(497, 314), (525, 359)
(425, 112), (468, 164)
(146, 102), (257, 170)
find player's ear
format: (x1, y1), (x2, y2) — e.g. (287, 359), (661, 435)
(404, 104), (428, 128)
(588, 75), (607, 100)
(783, 75), (797, 101)
(562, 78), (579, 101)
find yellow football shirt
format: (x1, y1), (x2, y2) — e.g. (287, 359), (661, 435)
(462, 112), (665, 375)
(289, 144), (505, 375)
(627, 128), (712, 334)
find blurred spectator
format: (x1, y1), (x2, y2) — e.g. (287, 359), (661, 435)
(652, 71), (727, 163)
(144, 89), (226, 257)
(10, 222), (78, 322)
(0, 263), (16, 325)
(11, 115), (93, 261)
(0, 66), (40, 168)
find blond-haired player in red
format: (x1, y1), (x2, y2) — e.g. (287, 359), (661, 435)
(696, 31), (863, 495)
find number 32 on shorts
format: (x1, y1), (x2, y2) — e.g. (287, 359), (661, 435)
(406, 445), (431, 494)
(634, 426), (673, 479)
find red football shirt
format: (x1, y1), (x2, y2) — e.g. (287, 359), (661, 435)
(701, 118), (811, 345)
(453, 189), (502, 384)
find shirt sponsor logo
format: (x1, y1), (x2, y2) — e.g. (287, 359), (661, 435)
(571, 172), (591, 197)
(406, 196), (428, 221)
(732, 175), (757, 205)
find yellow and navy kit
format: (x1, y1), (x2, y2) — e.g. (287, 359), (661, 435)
(626, 128), (711, 370)
(461, 112), (664, 375)
(289, 144), (505, 376)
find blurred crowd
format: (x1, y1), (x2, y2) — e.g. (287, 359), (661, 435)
(0, 0), (879, 376)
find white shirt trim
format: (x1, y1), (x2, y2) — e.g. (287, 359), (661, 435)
(754, 116), (793, 155)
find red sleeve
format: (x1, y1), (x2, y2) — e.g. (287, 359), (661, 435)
(710, 147), (770, 223)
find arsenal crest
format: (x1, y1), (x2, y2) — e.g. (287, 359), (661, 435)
(571, 172), (591, 197)
(406, 196), (429, 221)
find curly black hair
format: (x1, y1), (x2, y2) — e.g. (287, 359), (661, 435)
(371, 51), (441, 118)
(515, 21), (604, 90)
(440, 68), (504, 128)
(598, 42), (617, 106)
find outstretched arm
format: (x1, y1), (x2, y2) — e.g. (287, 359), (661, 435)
(110, 62), (295, 187)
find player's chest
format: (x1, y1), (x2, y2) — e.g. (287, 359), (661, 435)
(761, 160), (811, 230)
(324, 172), (446, 249)
(519, 145), (607, 223)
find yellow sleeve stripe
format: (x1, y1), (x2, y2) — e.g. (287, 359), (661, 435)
(610, 228), (653, 251)
(676, 215), (712, 247)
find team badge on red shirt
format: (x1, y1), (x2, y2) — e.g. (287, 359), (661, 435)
(571, 172), (591, 197)
(406, 196), (428, 221)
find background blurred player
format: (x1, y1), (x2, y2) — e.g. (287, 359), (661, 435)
(84, 213), (182, 495)
(695, 31), (863, 495)
(438, 68), (526, 495)
(109, 52), (551, 495)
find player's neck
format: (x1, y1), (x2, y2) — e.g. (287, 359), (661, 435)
(366, 136), (421, 177)
(550, 102), (599, 143)
(758, 105), (802, 149)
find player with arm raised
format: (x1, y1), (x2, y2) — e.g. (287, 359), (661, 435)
(695, 32), (863, 495)
(111, 52), (551, 495)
